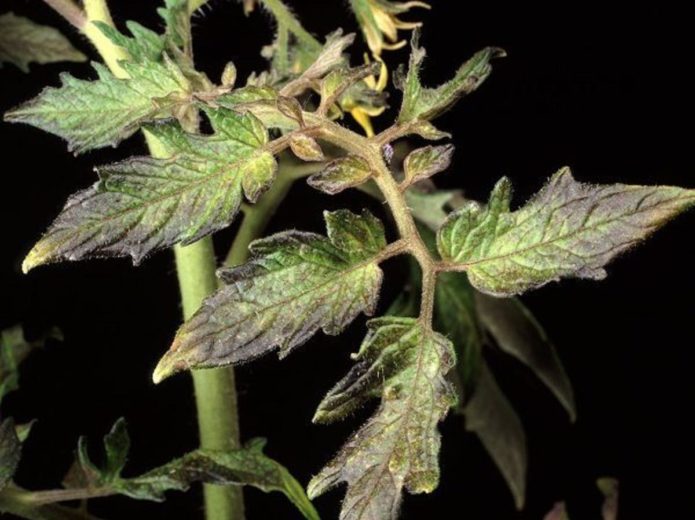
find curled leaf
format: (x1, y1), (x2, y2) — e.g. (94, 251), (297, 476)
(397, 31), (504, 123)
(310, 318), (456, 520)
(308, 156), (373, 195)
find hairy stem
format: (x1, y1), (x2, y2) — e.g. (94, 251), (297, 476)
(42, 0), (86, 30)
(305, 113), (439, 323)
(259, 0), (321, 49)
(62, 2), (244, 519)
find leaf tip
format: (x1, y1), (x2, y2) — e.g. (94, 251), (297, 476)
(152, 351), (185, 384)
(21, 245), (46, 274)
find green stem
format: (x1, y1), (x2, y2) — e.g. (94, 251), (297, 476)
(259, 0), (321, 49)
(173, 240), (245, 520)
(63, 2), (245, 519)
(0, 486), (103, 520)
(224, 158), (322, 267)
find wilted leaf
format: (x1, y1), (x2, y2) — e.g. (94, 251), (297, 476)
(464, 363), (527, 509)
(397, 31), (503, 123)
(308, 156), (373, 194)
(4, 24), (191, 153)
(0, 12), (86, 72)
(1, 324), (60, 405)
(0, 419), (21, 490)
(438, 168), (695, 296)
(309, 318), (457, 520)
(475, 293), (576, 420)
(598, 478), (618, 520)
(281, 31), (355, 97)
(154, 210), (388, 382)
(22, 108), (276, 271)
(402, 144), (454, 188)
(544, 502), (570, 520)
(66, 420), (318, 519)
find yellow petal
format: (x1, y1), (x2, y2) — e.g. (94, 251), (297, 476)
(350, 108), (376, 137)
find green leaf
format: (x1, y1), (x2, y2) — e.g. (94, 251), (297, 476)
(435, 272), (483, 396)
(402, 144), (455, 187)
(124, 439), (319, 519)
(0, 12), (86, 72)
(405, 187), (460, 231)
(1, 325), (60, 405)
(67, 420), (319, 519)
(308, 156), (373, 195)
(475, 292), (576, 420)
(289, 134), (325, 162)
(154, 209), (388, 382)
(309, 318), (457, 520)
(21, 108), (276, 272)
(93, 21), (164, 63)
(4, 25), (191, 154)
(0, 419), (21, 490)
(438, 168), (695, 296)
(397, 31), (504, 123)
(464, 363), (527, 509)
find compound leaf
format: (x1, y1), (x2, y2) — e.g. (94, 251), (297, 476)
(0, 12), (86, 72)
(398, 31), (503, 123)
(438, 168), (695, 296)
(154, 209), (388, 382)
(4, 24), (191, 153)
(22, 108), (276, 271)
(309, 318), (457, 520)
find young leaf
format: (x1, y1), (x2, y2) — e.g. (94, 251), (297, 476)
(0, 12), (86, 72)
(67, 420), (319, 519)
(308, 156), (373, 194)
(475, 292), (576, 420)
(21, 108), (276, 271)
(464, 363), (527, 509)
(397, 31), (504, 123)
(309, 318), (457, 520)
(289, 134), (325, 162)
(438, 168), (695, 296)
(4, 24), (192, 154)
(0, 419), (21, 491)
(154, 209), (389, 382)
(402, 144), (454, 188)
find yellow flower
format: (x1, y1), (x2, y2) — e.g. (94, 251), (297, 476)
(340, 55), (389, 137)
(354, 0), (430, 56)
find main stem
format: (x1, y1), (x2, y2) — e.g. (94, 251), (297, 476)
(173, 240), (244, 520)
(76, 1), (244, 518)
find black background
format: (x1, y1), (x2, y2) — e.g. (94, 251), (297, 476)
(1, 1), (694, 518)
